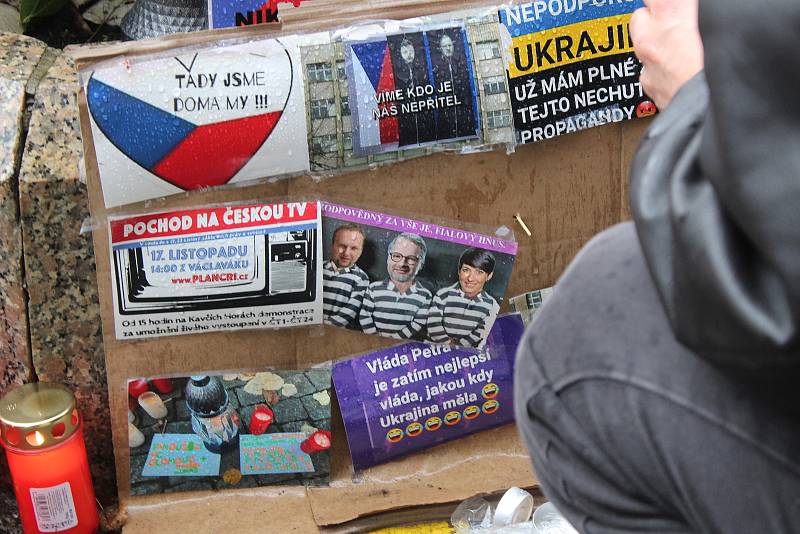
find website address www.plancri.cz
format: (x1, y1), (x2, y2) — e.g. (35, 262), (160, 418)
(171, 272), (249, 284)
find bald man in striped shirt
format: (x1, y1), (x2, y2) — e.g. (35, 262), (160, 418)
(359, 232), (432, 339)
(323, 223), (370, 328)
(427, 248), (500, 348)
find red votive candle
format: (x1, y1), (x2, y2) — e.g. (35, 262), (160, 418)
(249, 405), (273, 435)
(127, 378), (149, 399)
(0, 383), (99, 534)
(150, 378), (174, 395)
(300, 430), (331, 454)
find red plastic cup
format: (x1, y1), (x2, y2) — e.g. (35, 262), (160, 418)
(128, 379), (149, 399)
(300, 430), (331, 454)
(249, 405), (273, 435)
(150, 378), (174, 394)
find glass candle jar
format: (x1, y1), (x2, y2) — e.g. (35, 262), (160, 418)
(0, 383), (99, 534)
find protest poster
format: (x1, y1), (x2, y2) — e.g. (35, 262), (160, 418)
(109, 201), (322, 340)
(128, 369), (332, 495)
(333, 314), (524, 470)
(320, 202), (517, 348)
(499, 0), (654, 144)
(82, 37), (310, 208)
(344, 24), (481, 156)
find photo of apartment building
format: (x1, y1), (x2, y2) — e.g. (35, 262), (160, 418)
(299, 9), (514, 171)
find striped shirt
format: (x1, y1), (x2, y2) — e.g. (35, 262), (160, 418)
(427, 283), (500, 348)
(359, 280), (433, 339)
(323, 260), (370, 328)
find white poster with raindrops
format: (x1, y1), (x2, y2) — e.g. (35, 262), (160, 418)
(82, 37), (310, 208)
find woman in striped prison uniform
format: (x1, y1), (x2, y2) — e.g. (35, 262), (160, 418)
(427, 248), (500, 348)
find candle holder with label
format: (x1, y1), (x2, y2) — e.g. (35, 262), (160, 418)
(185, 376), (241, 453)
(0, 383), (100, 534)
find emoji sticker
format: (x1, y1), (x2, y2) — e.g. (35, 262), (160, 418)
(406, 422), (423, 437)
(481, 383), (499, 399)
(425, 416), (442, 432)
(636, 100), (657, 118)
(386, 428), (404, 443)
(482, 399), (500, 414)
(444, 411), (462, 426)
(463, 405), (480, 420)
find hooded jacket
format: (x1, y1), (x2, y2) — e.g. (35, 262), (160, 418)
(630, 0), (800, 372)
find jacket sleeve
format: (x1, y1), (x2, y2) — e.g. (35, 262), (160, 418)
(630, 0), (800, 369)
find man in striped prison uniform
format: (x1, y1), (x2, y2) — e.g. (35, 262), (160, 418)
(359, 232), (432, 339)
(427, 248), (500, 348)
(323, 223), (370, 328)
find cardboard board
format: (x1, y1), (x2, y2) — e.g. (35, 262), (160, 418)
(71, 0), (645, 530)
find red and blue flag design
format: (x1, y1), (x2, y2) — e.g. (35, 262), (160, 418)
(87, 77), (283, 191)
(83, 39), (310, 208)
(350, 41), (400, 147)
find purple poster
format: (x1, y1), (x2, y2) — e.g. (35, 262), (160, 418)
(333, 314), (525, 470)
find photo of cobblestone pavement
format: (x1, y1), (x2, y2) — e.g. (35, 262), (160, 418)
(128, 370), (331, 496)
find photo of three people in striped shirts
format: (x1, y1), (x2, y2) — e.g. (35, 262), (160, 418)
(322, 223), (501, 348)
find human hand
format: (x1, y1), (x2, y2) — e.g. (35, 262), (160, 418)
(630, 0), (704, 110)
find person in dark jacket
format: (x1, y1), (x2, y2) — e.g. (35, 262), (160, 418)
(514, 0), (800, 532)
(387, 33), (436, 147)
(429, 28), (477, 140)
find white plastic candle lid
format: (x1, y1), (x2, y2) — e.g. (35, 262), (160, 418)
(493, 486), (534, 527)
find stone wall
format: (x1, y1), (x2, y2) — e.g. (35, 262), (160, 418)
(0, 32), (115, 533)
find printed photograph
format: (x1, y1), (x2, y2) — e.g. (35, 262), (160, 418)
(345, 24), (481, 156)
(321, 202), (517, 348)
(127, 370), (332, 496)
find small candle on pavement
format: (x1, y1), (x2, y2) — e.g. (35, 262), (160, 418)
(300, 430), (331, 454)
(138, 391), (168, 420)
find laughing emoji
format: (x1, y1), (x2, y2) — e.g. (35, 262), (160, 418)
(386, 428), (404, 443)
(406, 422), (423, 437)
(482, 399), (500, 414)
(425, 416), (442, 432)
(444, 411), (461, 426)
(463, 405), (481, 420)
(481, 383), (499, 399)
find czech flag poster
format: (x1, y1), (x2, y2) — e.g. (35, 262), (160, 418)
(345, 24), (480, 156)
(82, 38), (310, 208)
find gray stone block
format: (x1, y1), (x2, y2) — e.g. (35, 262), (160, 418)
(309, 450), (331, 475)
(235, 385), (265, 407)
(256, 473), (299, 486)
(279, 421), (307, 433)
(301, 393), (331, 421)
(164, 420), (193, 434)
(129, 453), (149, 485)
(305, 369), (332, 391)
(280, 372), (315, 397)
(313, 418), (332, 431)
(274, 397), (308, 424)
